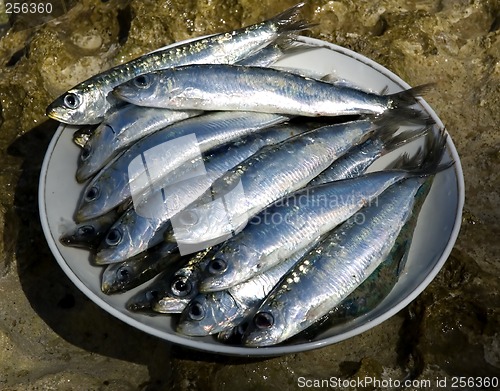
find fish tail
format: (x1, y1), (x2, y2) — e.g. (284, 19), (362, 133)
(380, 121), (435, 155)
(388, 127), (454, 176)
(272, 2), (316, 35)
(386, 83), (435, 109)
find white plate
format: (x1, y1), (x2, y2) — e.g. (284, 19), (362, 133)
(39, 37), (464, 356)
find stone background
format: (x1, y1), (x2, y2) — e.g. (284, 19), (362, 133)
(0, 0), (499, 390)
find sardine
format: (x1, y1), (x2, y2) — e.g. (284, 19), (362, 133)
(242, 136), (452, 346)
(300, 175), (434, 340)
(309, 124), (432, 184)
(59, 209), (120, 250)
(152, 246), (220, 313)
(125, 270), (174, 313)
(76, 104), (202, 182)
(75, 111), (288, 222)
(177, 238), (320, 336)
(46, 3), (310, 125)
(113, 64), (431, 118)
(169, 115), (401, 248)
(101, 240), (179, 294)
(197, 147), (438, 293)
(94, 123), (314, 265)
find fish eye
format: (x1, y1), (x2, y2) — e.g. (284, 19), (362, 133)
(80, 144), (92, 161)
(63, 93), (81, 109)
(187, 301), (205, 321)
(77, 225), (95, 237)
(145, 289), (159, 302)
(116, 266), (132, 282)
(207, 258), (227, 275)
(171, 278), (192, 297)
(178, 210), (199, 226)
(84, 186), (100, 202)
(253, 312), (274, 329)
(105, 228), (122, 246)
(133, 74), (152, 89)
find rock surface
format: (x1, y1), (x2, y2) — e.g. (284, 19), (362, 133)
(0, 0), (499, 389)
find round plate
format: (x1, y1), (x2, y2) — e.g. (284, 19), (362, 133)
(39, 36), (464, 356)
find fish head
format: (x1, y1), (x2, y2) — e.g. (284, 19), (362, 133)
(126, 284), (164, 312)
(170, 201), (239, 253)
(94, 210), (152, 265)
(243, 305), (288, 347)
(101, 262), (139, 294)
(177, 291), (240, 336)
(113, 72), (163, 107)
(75, 170), (127, 222)
(46, 86), (109, 125)
(59, 222), (99, 249)
(153, 266), (199, 313)
(76, 121), (117, 182)
(199, 243), (258, 292)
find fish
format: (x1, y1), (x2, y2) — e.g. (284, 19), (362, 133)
(76, 104), (202, 182)
(94, 123), (315, 265)
(125, 270), (174, 313)
(298, 174), (435, 341)
(101, 240), (179, 294)
(152, 246), (220, 314)
(177, 238), (320, 336)
(236, 43), (286, 67)
(46, 3), (311, 125)
(242, 133), (452, 346)
(75, 111), (288, 222)
(197, 138), (438, 293)
(169, 114), (402, 248)
(59, 209), (120, 250)
(309, 123), (433, 184)
(113, 63), (431, 119)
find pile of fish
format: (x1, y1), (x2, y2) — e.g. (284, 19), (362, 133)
(48, 3), (454, 347)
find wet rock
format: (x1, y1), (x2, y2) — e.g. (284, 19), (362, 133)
(400, 249), (500, 378)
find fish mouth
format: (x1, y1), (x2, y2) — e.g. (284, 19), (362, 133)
(45, 105), (63, 121)
(94, 248), (121, 265)
(153, 298), (189, 314)
(101, 282), (117, 294)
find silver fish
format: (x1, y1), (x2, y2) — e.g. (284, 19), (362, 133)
(75, 111), (288, 222)
(243, 143), (452, 346)
(309, 124), (433, 184)
(198, 158), (439, 292)
(236, 43), (285, 67)
(76, 104), (201, 182)
(113, 63), (430, 118)
(169, 115), (401, 248)
(152, 246), (219, 314)
(125, 270), (174, 313)
(177, 239), (320, 336)
(46, 3), (310, 125)
(59, 209), (120, 250)
(94, 123), (314, 265)
(101, 240), (179, 294)
(299, 174), (435, 340)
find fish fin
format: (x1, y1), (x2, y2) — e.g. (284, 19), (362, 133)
(396, 241), (412, 276)
(380, 122), (435, 155)
(388, 127), (454, 175)
(272, 2), (316, 34)
(390, 238), (412, 277)
(386, 83), (435, 109)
